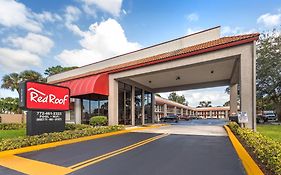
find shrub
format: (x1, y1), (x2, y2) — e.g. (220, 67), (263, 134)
(0, 125), (124, 152)
(0, 123), (25, 130)
(89, 116), (108, 126)
(65, 123), (92, 130)
(228, 122), (281, 175)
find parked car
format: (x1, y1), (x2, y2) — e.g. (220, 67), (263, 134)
(179, 115), (191, 121)
(257, 111), (277, 123)
(263, 111), (277, 121)
(160, 114), (179, 123)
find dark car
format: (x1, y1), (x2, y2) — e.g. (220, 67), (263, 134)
(179, 115), (191, 121)
(160, 114), (179, 123)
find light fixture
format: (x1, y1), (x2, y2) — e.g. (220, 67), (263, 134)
(211, 70), (214, 74)
(176, 76), (180, 80)
(149, 80), (152, 83)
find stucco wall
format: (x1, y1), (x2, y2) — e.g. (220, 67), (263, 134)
(0, 114), (25, 123)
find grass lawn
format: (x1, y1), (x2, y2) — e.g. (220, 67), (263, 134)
(257, 124), (281, 142)
(0, 129), (26, 140)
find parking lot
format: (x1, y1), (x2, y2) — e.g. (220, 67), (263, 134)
(0, 119), (245, 175)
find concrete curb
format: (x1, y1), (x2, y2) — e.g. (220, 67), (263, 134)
(224, 125), (264, 175)
(0, 124), (166, 157)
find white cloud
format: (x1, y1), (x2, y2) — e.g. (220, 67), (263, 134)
(0, 0), (62, 32)
(186, 13), (199, 22)
(257, 13), (281, 27)
(65, 6), (81, 23)
(57, 18), (141, 66)
(0, 48), (41, 71)
(5, 33), (54, 56)
(221, 26), (257, 36)
(0, 0), (42, 32)
(80, 0), (123, 17)
(33, 11), (62, 23)
(159, 87), (229, 107)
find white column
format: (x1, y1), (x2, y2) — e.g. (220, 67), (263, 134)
(131, 86), (135, 126)
(240, 45), (256, 130)
(181, 108), (184, 116)
(108, 77), (119, 125)
(164, 104), (167, 116)
(174, 107), (177, 115)
(74, 99), (81, 124)
(230, 83), (238, 115)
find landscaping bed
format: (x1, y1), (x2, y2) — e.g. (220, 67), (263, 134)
(0, 123), (124, 152)
(228, 122), (281, 175)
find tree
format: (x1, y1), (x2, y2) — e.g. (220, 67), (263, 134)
(1, 73), (20, 93)
(0, 97), (20, 114)
(44, 65), (78, 76)
(198, 101), (212, 107)
(256, 30), (281, 121)
(168, 92), (186, 104)
(1, 70), (44, 95)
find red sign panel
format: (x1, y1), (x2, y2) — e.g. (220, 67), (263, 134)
(20, 81), (70, 111)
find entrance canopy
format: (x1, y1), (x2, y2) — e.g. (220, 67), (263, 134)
(58, 73), (109, 97)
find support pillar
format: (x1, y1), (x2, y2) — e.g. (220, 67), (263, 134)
(174, 107), (177, 115)
(240, 45), (256, 130)
(74, 99), (81, 124)
(164, 104), (167, 116)
(230, 83), (238, 116)
(108, 77), (119, 125)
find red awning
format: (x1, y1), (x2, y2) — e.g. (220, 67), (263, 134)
(58, 73), (109, 97)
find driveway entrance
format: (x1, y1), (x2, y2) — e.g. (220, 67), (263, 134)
(0, 122), (245, 175)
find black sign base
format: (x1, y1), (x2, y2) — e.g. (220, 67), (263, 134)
(27, 111), (65, 136)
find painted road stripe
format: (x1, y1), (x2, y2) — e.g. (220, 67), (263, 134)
(0, 155), (72, 175)
(0, 124), (167, 158)
(69, 133), (169, 171)
(224, 125), (264, 175)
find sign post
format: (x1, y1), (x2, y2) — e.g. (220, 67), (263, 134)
(238, 112), (248, 128)
(19, 81), (70, 136)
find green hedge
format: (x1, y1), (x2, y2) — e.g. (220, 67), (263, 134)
(0, 123), (25, 130)
(65, 123), (93, 130)
(228, 122), (281, 175)
(0, 125), (124, 152)
(90, 116), (108, 126)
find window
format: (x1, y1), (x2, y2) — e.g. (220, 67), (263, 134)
(135, 87), (142, 125)
(144, 91), (152, 123)
(118, 82), (132, 125)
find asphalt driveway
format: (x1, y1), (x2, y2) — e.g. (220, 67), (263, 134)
(0, 119), (245, 175)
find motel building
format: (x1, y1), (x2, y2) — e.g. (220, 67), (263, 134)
(48, 26), (259, 130)
(154, 96), (231, 120)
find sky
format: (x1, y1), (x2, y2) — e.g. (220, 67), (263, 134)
(0, 0), (280, 107)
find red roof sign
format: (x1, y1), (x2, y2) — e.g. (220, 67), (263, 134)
(19, 81), (70, 111)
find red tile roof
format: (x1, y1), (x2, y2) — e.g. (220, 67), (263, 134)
(50, 33), (259, 84)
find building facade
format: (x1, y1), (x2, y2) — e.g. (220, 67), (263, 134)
(155, 96), (231, 120)
(48, 26), (258, 129)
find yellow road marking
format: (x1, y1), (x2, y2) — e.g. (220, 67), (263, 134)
(224, 125), (264, 175)
(0, 124), (167, 158)
(0, 155), (72, 175)
(69, 133), (169, 171)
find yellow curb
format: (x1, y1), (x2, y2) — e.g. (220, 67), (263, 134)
(0, 155), (72, 175)
(224, 125), (264, 175)
(0, 124), (165, 157)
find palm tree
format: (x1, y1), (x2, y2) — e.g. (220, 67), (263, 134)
(20, 70), (45, 82)
(1, 73), (21, 93)
(198, 101), (212, 108)
(1, 70), (44, 95)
